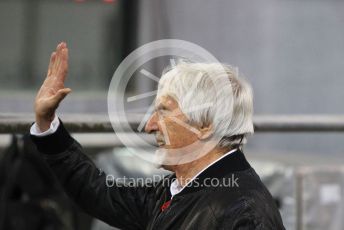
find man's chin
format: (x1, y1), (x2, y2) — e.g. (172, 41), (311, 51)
(153, 148), (176, 168)
(152, 148), (172, 171)
(155, 163), (174, 172)
(153, 147), (190, 172)
(153, 148), (168, 165)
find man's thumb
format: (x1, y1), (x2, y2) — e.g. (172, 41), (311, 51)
(54, 88), (72, 103)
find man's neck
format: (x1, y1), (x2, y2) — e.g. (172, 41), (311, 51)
(173, 147), (232, 187)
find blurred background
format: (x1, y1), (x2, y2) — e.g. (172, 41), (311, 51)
(0, 0), (344, 229)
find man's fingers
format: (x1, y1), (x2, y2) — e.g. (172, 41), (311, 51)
(51, 44), (60, 76)
(52, 88), (72, 104)
(47, 52), (56, 77)
(56, 48), (69, 81)
(53, 43), (62, 73)
(52, 42), (66, 75)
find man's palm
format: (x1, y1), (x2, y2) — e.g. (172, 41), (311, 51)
(35, 42), (71, 130)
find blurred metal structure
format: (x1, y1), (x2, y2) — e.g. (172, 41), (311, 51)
(296, 166), (344, 230)
(1, 113), (344, 134)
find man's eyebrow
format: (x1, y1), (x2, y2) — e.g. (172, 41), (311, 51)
(155, 103), (168, 110)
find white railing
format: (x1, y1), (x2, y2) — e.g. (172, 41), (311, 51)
(1, 113), (344, 133)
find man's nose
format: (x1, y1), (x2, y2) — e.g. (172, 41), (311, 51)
(145, 112), (159, 133)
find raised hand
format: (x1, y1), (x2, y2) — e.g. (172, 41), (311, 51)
(34, 42), (72, 132)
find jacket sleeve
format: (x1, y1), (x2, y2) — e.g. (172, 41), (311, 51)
(215, 197), (265, 230)
(30, 120), (157, 230)
(216, 197), (283, 230)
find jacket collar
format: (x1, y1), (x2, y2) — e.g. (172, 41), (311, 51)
(168, 149), (251, 197)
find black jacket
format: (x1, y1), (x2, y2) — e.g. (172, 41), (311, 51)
(31, 121), (285, 230)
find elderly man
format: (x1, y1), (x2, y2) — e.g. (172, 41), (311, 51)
(30, 43), (285, 229)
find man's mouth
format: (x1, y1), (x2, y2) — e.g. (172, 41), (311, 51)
(156, 141), (165, 147)
(155, 133), (166, 147)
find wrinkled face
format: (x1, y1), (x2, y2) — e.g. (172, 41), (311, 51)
(145, 95), (209, 169)
(145, 95), (199, 150)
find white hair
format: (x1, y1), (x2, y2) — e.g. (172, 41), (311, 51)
(156, 62), (254, 148)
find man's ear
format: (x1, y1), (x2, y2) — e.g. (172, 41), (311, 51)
(197, 123), (214, 140)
